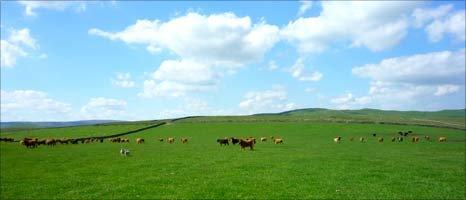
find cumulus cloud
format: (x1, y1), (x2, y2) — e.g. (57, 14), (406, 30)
(1, 90), (72, 121)
(1, 28), (39, 68)
(298, 1), (313, 16)
(348, 49), (465, 110)
(91, 12), (280, 97)
(111, 73), (135, 88)
(281, 1), (419, 53)
(17, 1), (87, 16)
(289, 58), (323, 82)
(412, 4), (465, 42)
(239, 86), (298, 114)
(81, 97), (127, 119)
(330, 93), (372, 109)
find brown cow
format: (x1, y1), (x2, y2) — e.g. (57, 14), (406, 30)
(22, 138), (37, 148)
(239, 139), (254, 150)
(181, 138), (188, 144)
(136, 138), (145, 144)
(274, 138), (283, 144)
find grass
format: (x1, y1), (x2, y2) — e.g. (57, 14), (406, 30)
(1, 122), (465, 199)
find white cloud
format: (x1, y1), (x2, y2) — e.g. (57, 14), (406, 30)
(298, 1), (313, 16)
(267, 60), (278, 70)
(412, 4), (465, 42)
(426, 11), (465, 42)
(1, 28), (39, 68)
(158, 98), (234, 119)
(91, 12), (280, 97)
(111, 73), (135, 88)
(81, 97), (127, 119)
(281, 1), (419, 53)
(1, 90), (72, 121)
(330, 93), (372, 109)
(289, 58), (323, 82)
(239, 86), (298, 114)
(435, 84), (460, 96)
(352, 49), (465, 85)
(17, 1), (87, 16)
(349, 49), (465, 110)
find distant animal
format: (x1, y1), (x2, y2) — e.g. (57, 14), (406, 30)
(239, 139), (254, 150)
(260, 137), (267, 142)
(181, 138), (188, 144)
(424, 135), (430, 141)
(270, 136), (274, 140)
(168, 137), (175, 144)
(398, 131), (403, 136)
(398, 137), (403, 142)
(45, 139), (56, 146)
(122, 138), (130, 143)
(217, 138), (229, 146)
(22, 138), (38, 148)
(136, 138), (144, 144)
(372, 133), (377, 137)
(248, 137), (257, 144)
(230, 137), (239, 145)
(158, 138), (164, 142)
(334, 136), (341, 143)
(359, 137), (366, 143)
(391, 137), (396, 142)
(274, 138), (283, 144)
(120, 148), (130, 156)
(378, 137), (384, 142)
(412, 137), (420, 143)
(403, 132), (409, 137)
(438, 137), (446, 142)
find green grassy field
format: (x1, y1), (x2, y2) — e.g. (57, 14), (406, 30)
(1, 121), (464, 199)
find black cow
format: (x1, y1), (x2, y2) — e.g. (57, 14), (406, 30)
(217, 139), (229, 146)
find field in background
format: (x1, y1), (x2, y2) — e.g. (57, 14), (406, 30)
(1, 120), (465, 199)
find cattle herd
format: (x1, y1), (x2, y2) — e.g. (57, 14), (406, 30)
(333, 130), (448, 143)
(216, 136), (284, 150)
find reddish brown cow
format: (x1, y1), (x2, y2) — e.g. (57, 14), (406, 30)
(239, 139), (254, 150)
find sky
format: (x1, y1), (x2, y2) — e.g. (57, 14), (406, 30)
(1, 1), (465, 122)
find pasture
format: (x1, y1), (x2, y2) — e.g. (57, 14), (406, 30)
(1, 121), (465, 199)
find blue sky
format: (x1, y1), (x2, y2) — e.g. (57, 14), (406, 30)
(1, 1), (465, 121)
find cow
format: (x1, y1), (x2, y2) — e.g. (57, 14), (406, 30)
(168, 137), (175, 144)
(424, 135), (430, 141)
(398, 137), (403, 142)
(22, 138), (38, 148)
(122, 138), (130, 143)
(359, 137), (366, 143)
(158, 138), (164, 142)
(136, 138), (145, 144)
(230, 137), (239, 145)
(45, 139), (56, 146)
(274, 138), (283, 144)
(412, 137), (420, 143)
(181, 138), (188, 144)
(120, 148), (130, 156)
(438, 137), (447, 142)
(248, 137), (257, 144)
(378, 137), (384, 142)
(334, 136), (341, 143)
(372, 133), (377, 137)
(260, 137), (267, 142)
(391, 137), (396, 142)
(239, 139), (254, 150)
(217, 138), (229, 146)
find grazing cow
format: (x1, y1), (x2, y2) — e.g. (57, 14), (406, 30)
(85, 139), (92, 144)
(391, 137), (396, 142)
(168, 137), (175, 144)
(398, 131), (403, 136)
(260, 137), (267, 142)
(412, 137), (420, 143)
(378, 137), (384, 143)
(22, 138), (38, 148)
(239, 139), (254, 150)
(120, 148), (130, 156)
(122, 138), (130, 143)
(349, 137), (354, 141)
(99, 138), (103, 143)
(158, 138), (164, 142)
(424, 135), (430, 141)
(334, 136), (341, 143)
(230, 137), (239, 145)
(217, 138), (229, 146)
(181, 138), (188, 144)
(136, 138), (145, 144)
(248, 137), (257, 144)
(45, 139), (56, 146)
(438, 137), (446, 142)
(274, 138), (283, 144)
(359, 137), (366, 143)
(403, 132), (409, 137)
(398, 137), (404, 142)
(372, 133), (377, 137)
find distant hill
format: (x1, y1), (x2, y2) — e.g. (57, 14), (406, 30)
(0, 120), (123, 129)
(273, 108), (466, 118)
